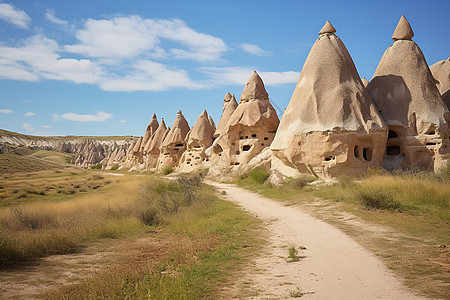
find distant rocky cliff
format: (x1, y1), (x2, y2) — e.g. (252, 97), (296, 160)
(0, 132), (135, 169)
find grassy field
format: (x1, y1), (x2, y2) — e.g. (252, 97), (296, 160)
(0, 154), (262, 299)
(235, 167), (450, 299)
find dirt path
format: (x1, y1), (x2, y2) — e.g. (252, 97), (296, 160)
(211, 182), (425, 300)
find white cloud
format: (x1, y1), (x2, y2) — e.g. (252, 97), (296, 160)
(24, 112), (36, 116)
(56, 111), (113, 122)
(118, 120), (127, 123)
(199, 67), (299, 86)
(45, 9), (68, 27)
(239, 43), (271, 56)
(0, 3), (31, 29)
(22, 122), (53, 136)
(64, 16), (227, 62)
(42, 125), (50, 128)
(0, 109), (14, 114)
(0, 35), (103, 83)
(100, 60), (204, 92)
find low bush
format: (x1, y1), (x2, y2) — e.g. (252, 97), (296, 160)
(162, 166), (173, 175)
(239, 168), (270, 185)
(110, 164), (119, 171)
(90, 164), (102, 170)
(358, 187), (401, 211)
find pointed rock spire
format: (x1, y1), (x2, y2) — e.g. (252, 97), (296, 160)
(392, 15), (414, 41)
(361, 77), (369, 87)
(214, 92), (238, 138)
(224, 92), (232, 102)
(188, 109), (215, 149)
(240, 70), (269, 103)
(208, 116), (216, 129)
(319, 20), (336, 35)
(147, 118), (167, 154)
(162, 110), (190, 147)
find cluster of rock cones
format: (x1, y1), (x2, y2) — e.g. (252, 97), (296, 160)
(121, 16), (450, 180)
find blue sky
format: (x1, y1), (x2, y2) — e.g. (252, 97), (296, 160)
(0, 0), (448, 137)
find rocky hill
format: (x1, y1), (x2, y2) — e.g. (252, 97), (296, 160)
(0, 129), (136, 169)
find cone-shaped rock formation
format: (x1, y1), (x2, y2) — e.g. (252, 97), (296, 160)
(141, 113), (159, 154)
(157, 111), (190, 170)
(271, 21), (387, 178)
(368, 16), (450, 171)
(430, 58), (450, 109)
(214, 92), (238, 138)
(209, 71), (279, 177)
(144, 118), (168, 169)
(179, 110), (215, 172)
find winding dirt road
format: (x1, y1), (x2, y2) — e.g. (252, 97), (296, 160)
(211, 182), (424, 300)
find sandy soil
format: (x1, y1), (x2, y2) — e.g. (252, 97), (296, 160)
(211, 182), (425, 300)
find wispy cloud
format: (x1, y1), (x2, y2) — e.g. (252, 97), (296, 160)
(239, 43), (271, 56)
(118, 120), (127, 123)
(22, 122), (53, 136)
(54, 111), (113, 122)
(42, 125), (50, 128)
(0, 35), (103, 83)
(0, 3), (31, 29)
(100, 60), (204, 92)
(24, 112), (36, 116)
(65, 16), (227, 62)
(0, 109), (14, 114)
(45, 9), (68, 27)
(199, 67), (299, 86)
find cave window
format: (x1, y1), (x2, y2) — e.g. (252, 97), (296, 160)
(251, 134), (257, 138)
(261, 143), (264, 146)
(324, 156), (333, 161)
(175, 144), (184, 147)
(264, 137), (269, 140)
(388, 130), (398, 138)
(354, 145), (360, 158)
(234, 162), (240, 165)
(363, 148), (372, 161)
(239, 136), (243, 140)
(386, 146), (400, 155)
(426, 142), (436, 146)
(236, 151), (240, 155)
(245, 136), (248, 139)
(242, 145), (251, 151)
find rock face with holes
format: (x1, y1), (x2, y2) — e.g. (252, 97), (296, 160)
(178, 110), (215, 172)
(271, 21), (387, 178)
(209, 71), (279, 178)
(143, 118), (169, 170)
(368, 16), (450, 171)
(430, 58), (450, 109)
(157, 110), (190, 171)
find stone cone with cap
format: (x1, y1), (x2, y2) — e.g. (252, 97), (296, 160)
(271, 21), (387, 178)
(178, 110), (215, 172)
(141, 113), (159, 155)
(209, 70), (279, 179)
(368, 15), (450, 171)
(157, 110), (190, 171)
(430, 58), (450, 109)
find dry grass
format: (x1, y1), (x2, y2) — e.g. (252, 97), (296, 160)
(235, 169), (450, 299)
(0, 174), (149, 267)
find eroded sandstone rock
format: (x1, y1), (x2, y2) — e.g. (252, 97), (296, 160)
(368, 16), (450, 171)
(157, 111), (190, 171)
(178, 110), (215, 172)
(430, 58), (450, 109)
(271, 21), (387, 178)
(209, 71), (279, 178)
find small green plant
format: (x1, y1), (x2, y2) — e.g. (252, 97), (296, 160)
(358, 188), (401, 211)
(287, 246), (300, 262)
(162, 166), (174, 175)
(239, 167), (270, 184)
(139, 207), (160, 226)
(286, 176), (315, 190)
(221, 190), (226, 195)
(90, 163), (102, 170)
(110, 164), (120, 171)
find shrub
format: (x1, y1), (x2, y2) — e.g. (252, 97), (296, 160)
(162, 166), (174, 175)
(358, 188), (401, 211)
(286, 176), (315, 190)
(139, 207), (160, 226)
(110, 164), (120, 171)
(240, 168), (270, 185)
(90, 164), (102, 170)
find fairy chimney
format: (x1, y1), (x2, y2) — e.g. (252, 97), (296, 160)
(430, 58), (450, 109)
(144, 118), (168, 169)
(209, 71), (279, 177)
(368, 16), (450, 171)
(141, 113), (159, 155)
(157, 110), (190, 171)
(213, 92), (238, 138)
(179, 110), (215, 172)
(271, 21), (387, 178)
